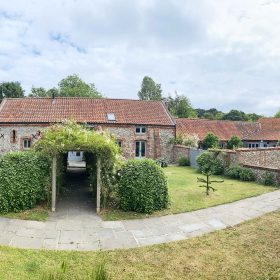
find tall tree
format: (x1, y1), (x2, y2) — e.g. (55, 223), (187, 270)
(0, 81), (24, 102)
(275, 111), (280, 118)
(58, 74), (102, 98)
(138, 76), (162, 100)
(165, 92), (197, 118)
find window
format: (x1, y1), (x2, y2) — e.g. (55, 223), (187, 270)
(107, 113), (116, 122)
(11, 130), (17, 143)
(23, 139), (31, 149)
(135, 141), (146, 158)
(76, 151), (81, 157)
(116, 140), (122, 148)
(220, 143), (224, 148)
(136, 126), (146, 134)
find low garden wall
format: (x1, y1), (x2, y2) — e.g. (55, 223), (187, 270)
(172, 145), (189, 162)
(242, 164), (280, 184)
(237, 148), (280, 169)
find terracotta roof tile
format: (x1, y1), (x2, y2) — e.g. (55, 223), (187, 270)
(0, 97), (175, 126)
(175, 118), (274, 141)
(176, 119), (244, 141)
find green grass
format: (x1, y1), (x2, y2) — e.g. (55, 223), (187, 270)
(0, 205), (49, 221)
(0, 210), (279, 280)
(101, 166), (276, 220)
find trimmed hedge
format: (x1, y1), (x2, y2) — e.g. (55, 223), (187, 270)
(196, 152), (224, 175)
(117, 159), (169, 214)
(225, 165), (255, 182)
(177, 156), (190, 166)
(0, 152), (50, 213)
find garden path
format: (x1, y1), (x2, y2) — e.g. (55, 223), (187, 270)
(0, 190), (279, 251)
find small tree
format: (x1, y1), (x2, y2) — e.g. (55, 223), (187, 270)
(197, 171), (223, 195)
(202, 132), (220, 149)
(227, 135), (243, 149)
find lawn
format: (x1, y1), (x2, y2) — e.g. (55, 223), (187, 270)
(0, 205), (49, 221)
(0, 210), (279, 279)
(101, 166), (276, 220)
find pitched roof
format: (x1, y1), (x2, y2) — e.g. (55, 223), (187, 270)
(0, 97), (175, 126)
(176, 119), (244, 141)
(245, 118), (280, 141)
(175, 118), (272, 141)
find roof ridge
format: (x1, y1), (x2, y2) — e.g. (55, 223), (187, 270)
(5, 97), (163, 103)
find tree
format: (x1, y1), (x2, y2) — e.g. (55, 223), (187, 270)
(275, 111), (280, 118)
(29, 87), (59, 98)
(197, 172), (223, 195)
(0, 81), (24, 102)
(202, 132), (220, 149)
(247, 113), (263, 122)
(29, 87), (48, 97)
(223, 110), (249, 121)
(165, 92), (197, 118)
(58, 74), (102, 98)
(227, 135), (243, 149)
(138, 76), (162, 100)
(195, 108), (224, 120)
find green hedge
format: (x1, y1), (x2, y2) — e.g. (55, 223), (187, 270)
(0, 152), (50, 213)
(177, 156), (190, 166)
(225, 165), (255, 182)
(117, 159), (169, 214)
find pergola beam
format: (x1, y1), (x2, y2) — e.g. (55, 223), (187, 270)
(51, 156), (57, 212)
(96, 158), (101, 213)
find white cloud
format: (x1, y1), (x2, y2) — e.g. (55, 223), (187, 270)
(0, 0), (280, 115)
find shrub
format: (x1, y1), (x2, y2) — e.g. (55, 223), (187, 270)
(239, 168), (255, 181)
(177, 156), (190, 166)
(201, 132), (220, 150)
(225, 165), (255, 181)
(227, 135), (243, 149)
(117, 159), (169, 214)
(0, 151), (50, 213)
(225, 165), (243, 179)
(262, 171), (275, 186)
(196, 152), (223, 175)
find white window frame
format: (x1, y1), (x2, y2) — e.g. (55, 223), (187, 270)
(135, 140), (146, 158)
(135, 126), (147, 134)
(23, 138), (31, 149)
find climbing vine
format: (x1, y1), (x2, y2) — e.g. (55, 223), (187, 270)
(34, 120), (121, 208)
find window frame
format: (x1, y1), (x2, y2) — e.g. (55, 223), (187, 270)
(135, 140), (146, 158)
(135, 126), (147, 134)
(22, 138), (31, 149)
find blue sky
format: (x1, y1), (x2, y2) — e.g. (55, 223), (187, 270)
(0, 0), (280, 115)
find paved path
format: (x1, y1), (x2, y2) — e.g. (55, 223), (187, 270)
(0, 189), (279, 251)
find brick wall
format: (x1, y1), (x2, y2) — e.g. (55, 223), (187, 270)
(172, 145), (190, 162)
(0, 124), (175, 161)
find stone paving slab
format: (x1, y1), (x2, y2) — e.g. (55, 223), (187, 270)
(0, 190), (279, 251)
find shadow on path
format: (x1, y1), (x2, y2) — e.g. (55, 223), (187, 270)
(53, 167), (96, 218)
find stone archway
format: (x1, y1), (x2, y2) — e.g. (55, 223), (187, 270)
(33, 121), (120, 213)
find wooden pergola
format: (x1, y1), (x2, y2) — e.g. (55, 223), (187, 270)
(33, 121), (119, 215)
